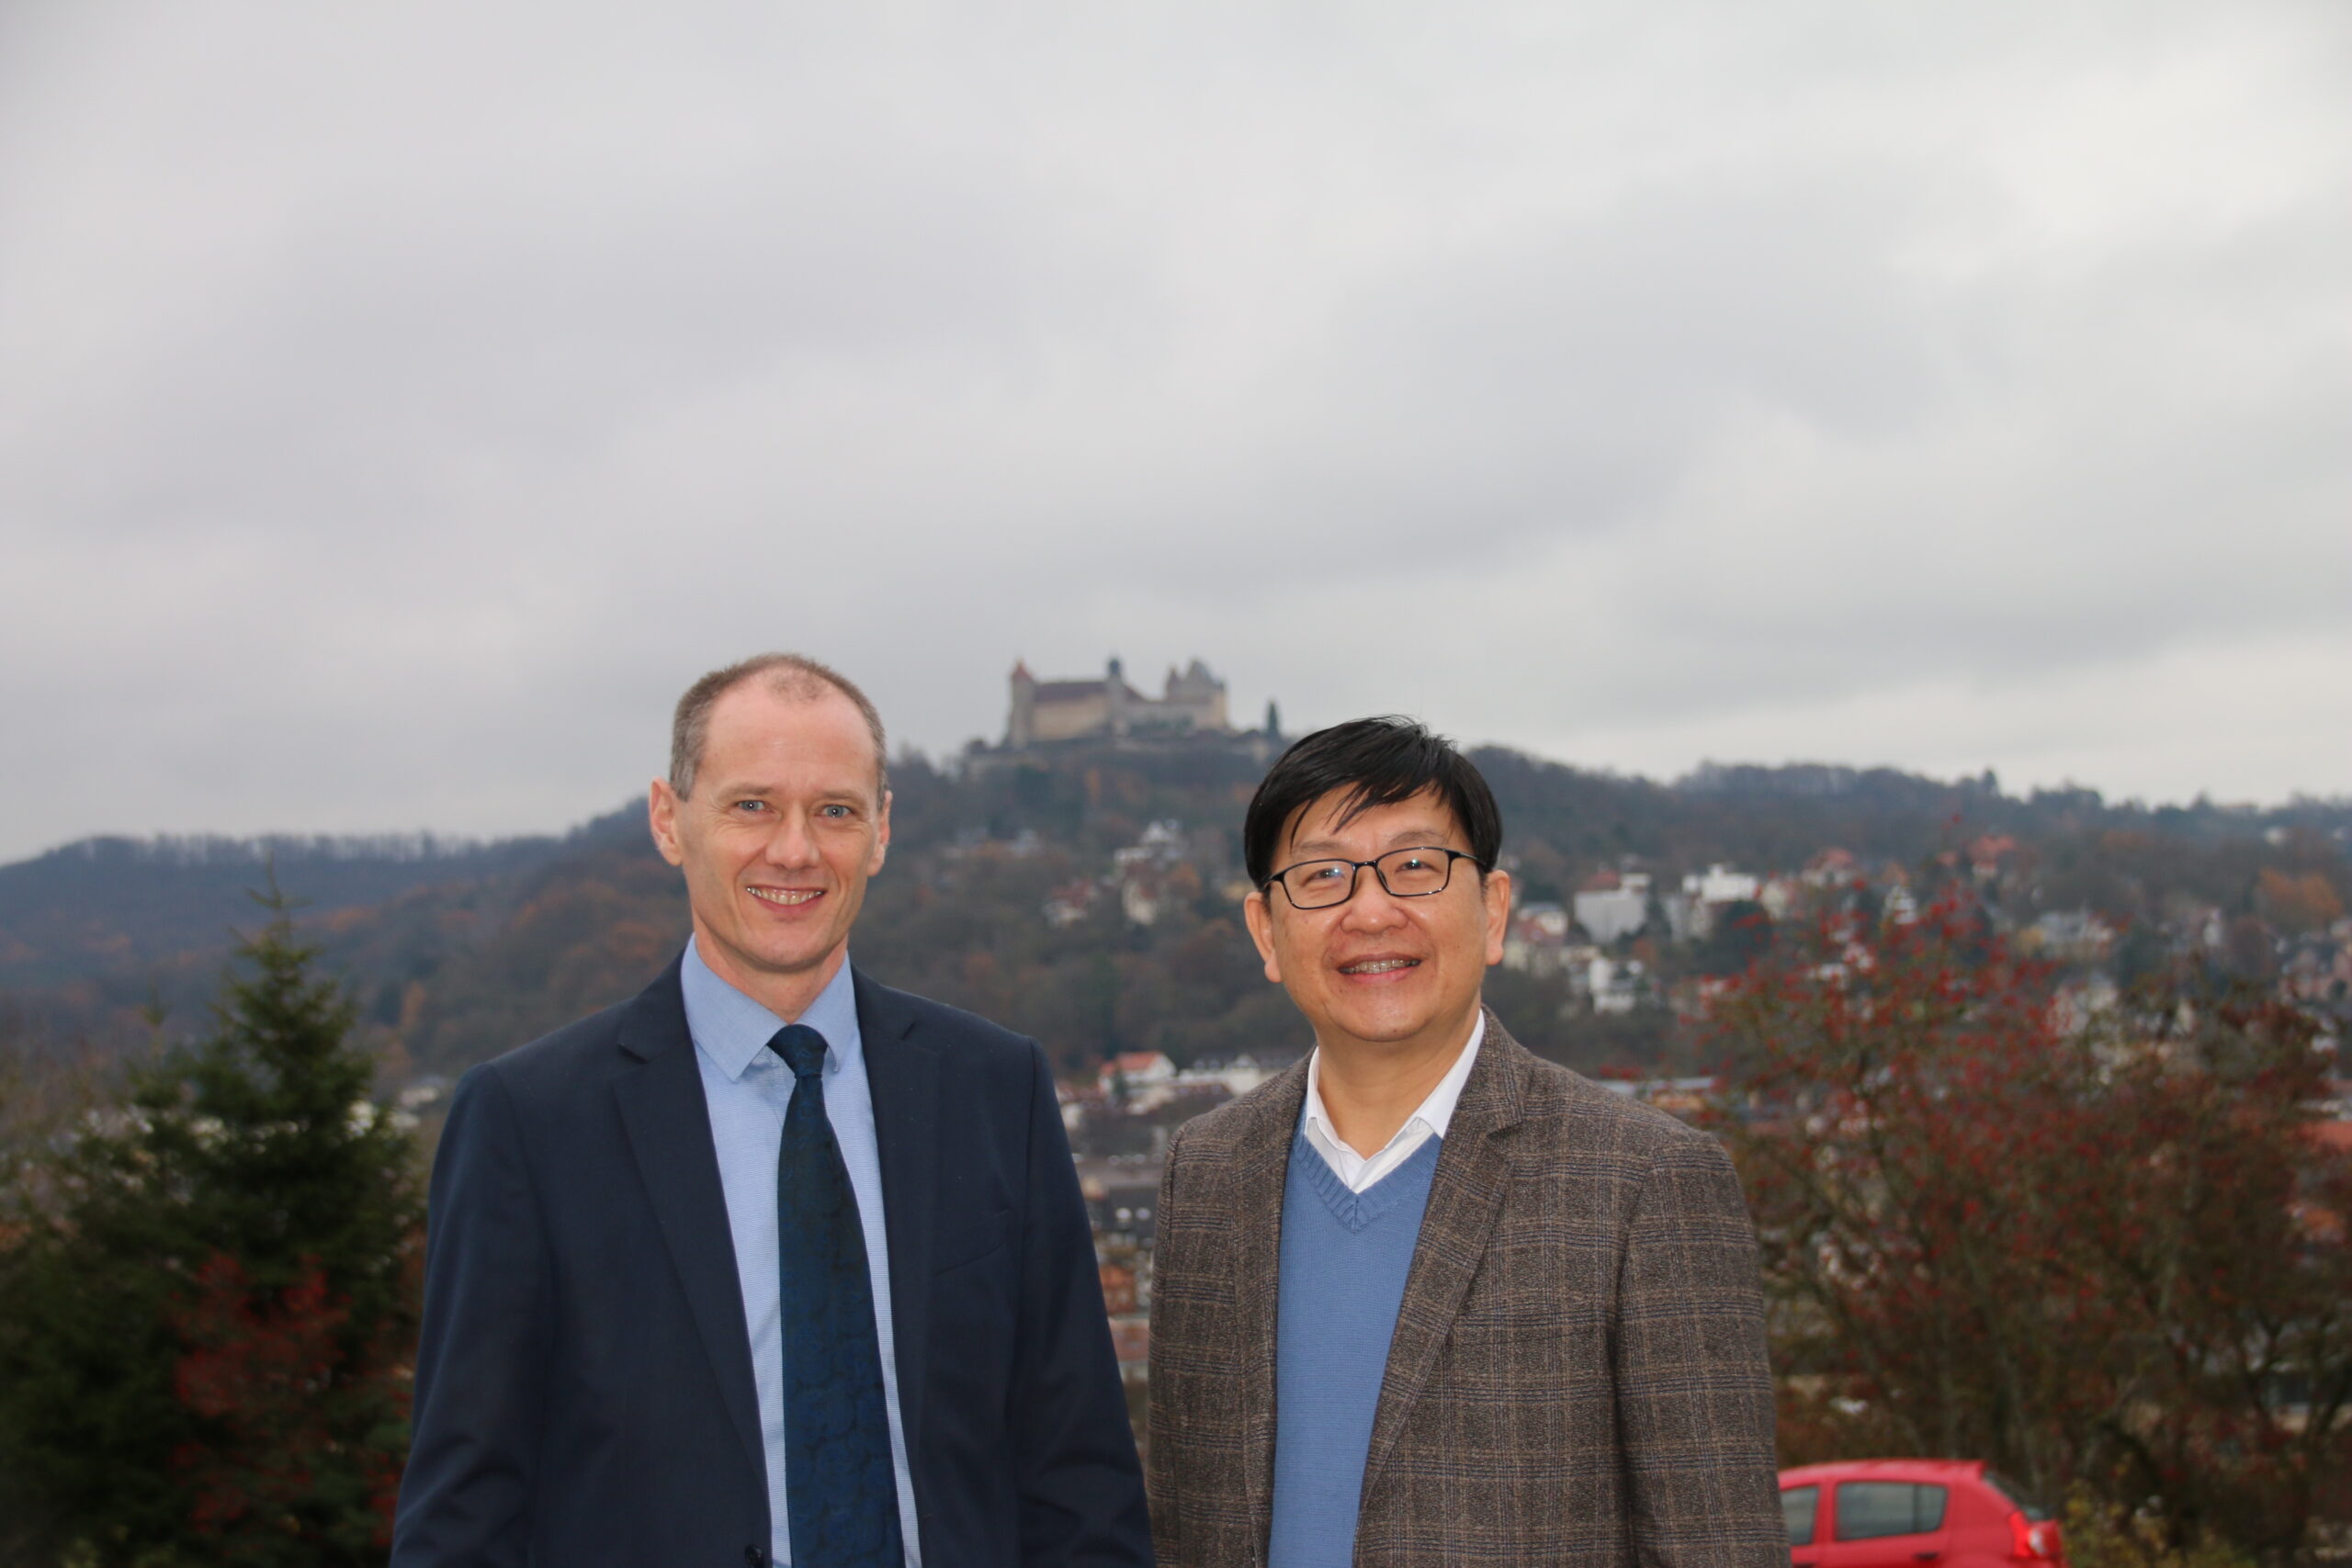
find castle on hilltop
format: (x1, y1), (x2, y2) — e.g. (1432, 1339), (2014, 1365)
(1006, 657), (1273, 749)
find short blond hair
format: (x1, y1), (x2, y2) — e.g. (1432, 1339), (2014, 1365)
(669, 653), (887, 800)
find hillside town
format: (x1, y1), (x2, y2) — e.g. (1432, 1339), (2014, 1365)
(1038, 778), (2352, 1425)
(3, 653), (2346, 1556)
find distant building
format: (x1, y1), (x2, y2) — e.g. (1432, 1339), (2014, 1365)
(1501, 902), (1571, 976)
(1007, 657), (1232, 747)
(1175, 1056), (1275, 1097)
(1056, 1079), (1108, 1133)
(1595, 1075), (1724, 1122)
(1803, 848), (1860, 888)
(1114, 819), (1195, 927)
(1679, 863), (1761, 941)
(1100, 1051), (1177, 1100)
(1080, 1162), (1163, 1248)
(1683, 864), (1759, 907)
(1587, 955), (1650, 1015)
(2026, 908), (2114, 963)
(1575, 874), (1653, 945)
(1042, 879), (1098, 929)
(1099, 1261), (1138, 1315)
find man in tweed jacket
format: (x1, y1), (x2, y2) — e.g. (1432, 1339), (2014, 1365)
(1148, 717), (1784, 1568)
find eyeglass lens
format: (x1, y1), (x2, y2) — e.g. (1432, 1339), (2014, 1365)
(1280, 848), (1458, 908)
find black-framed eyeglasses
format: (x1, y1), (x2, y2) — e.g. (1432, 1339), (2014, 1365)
(1262, 846), (1487, 910)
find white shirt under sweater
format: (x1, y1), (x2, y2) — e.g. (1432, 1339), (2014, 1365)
(1299, 1014), (1485, 1193)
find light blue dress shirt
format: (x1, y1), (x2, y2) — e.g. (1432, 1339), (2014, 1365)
(683, 938), (922, 1568)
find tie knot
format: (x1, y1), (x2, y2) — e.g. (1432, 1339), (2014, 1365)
(767, 1023), (829, 1080)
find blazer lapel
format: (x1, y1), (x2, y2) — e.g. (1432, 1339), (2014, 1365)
(1360, 1011), (1529, 1493)
(1233, 1059), (1308, 1566)
(854, 971), (942, 1473)
(612, 960), (767, 1492)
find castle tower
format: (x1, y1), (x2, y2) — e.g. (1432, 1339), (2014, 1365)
(1105, 656), (1130, 737)
(1007, 660), (1037, 749)
(1163, 658), (1228, 731)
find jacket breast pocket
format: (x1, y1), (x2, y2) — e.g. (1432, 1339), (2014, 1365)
(928, 1205), (1017, 1408)
(933, 1205), (1010, 1275)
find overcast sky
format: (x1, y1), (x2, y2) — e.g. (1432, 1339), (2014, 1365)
(2, 1), (2346, 864)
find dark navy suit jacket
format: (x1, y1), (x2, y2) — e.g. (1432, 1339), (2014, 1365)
(392, 960), (1150, 1568)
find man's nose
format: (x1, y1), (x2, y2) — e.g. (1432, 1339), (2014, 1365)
(763, 811), (820, 866)
(1338, 867), (1407, 929)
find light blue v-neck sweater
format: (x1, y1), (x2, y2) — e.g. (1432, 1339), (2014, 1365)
(1268, 1128), (1442, 1568)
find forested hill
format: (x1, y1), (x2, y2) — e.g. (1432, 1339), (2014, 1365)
(0, 830), (574, 992)
(2, 741), (2345, 1085)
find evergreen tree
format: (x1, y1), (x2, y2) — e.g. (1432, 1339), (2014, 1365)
(0, 889), (422, 1565)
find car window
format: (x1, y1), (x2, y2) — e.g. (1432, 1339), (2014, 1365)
(1836, 1482), (1947, 1540)
(1984, 1471), (2054, 1522)
(1782, 1484), (1818, 1547)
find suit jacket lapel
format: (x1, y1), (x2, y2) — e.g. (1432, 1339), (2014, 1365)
(854, 970), (941, 1473)
(1234, 1058), (1308, 1566)
(1360, 1011), (1528, 1493)
(612, 958), (767, 1491)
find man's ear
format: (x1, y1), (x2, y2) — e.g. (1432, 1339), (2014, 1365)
(648, 780), (686, 868)
(1242, 888), (1283, 985)
(1482, 866), (1513, 967)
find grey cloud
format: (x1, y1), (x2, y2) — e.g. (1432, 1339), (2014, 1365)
(2, 0), (2347, 862)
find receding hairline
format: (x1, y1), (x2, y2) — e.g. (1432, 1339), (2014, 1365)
(733, 665), (860, 716)
(670, 652), (888, 800)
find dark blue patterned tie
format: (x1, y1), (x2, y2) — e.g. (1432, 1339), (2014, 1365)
(769, 1024), (904, 1568)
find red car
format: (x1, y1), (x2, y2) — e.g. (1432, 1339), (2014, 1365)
(1780, 1459), (2064, 1567)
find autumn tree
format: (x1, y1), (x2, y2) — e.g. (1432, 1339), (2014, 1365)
(0, 891), (423, 1565)
(1707, 896), (2351, 1564)
(1695, 897), (1775, 976)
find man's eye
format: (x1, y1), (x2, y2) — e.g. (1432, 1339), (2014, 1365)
(1304, 863), (1346, 883)
(820, 804), (853, 819)
(733, 800), (769, 814)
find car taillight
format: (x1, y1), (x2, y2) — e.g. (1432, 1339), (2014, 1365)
(2007, 1510), (2063, 1562)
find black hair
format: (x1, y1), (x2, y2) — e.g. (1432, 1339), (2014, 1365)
(1241, 716), (1502, 886)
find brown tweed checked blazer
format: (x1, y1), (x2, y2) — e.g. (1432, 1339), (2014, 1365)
(1146, 1012), (1785, 1567)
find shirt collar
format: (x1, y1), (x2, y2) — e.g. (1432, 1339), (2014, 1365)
(1302, 1010), (1486, 1157)
(680, 936), (864, 1082)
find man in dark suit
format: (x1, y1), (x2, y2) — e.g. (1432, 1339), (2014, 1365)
(394, 653), (1149, 1568)
(1148, 717), (1782, 1568)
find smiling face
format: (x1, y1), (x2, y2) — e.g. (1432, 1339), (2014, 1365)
(1242, 784), (1510, 1063)
(648, 680), (890, 1019)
